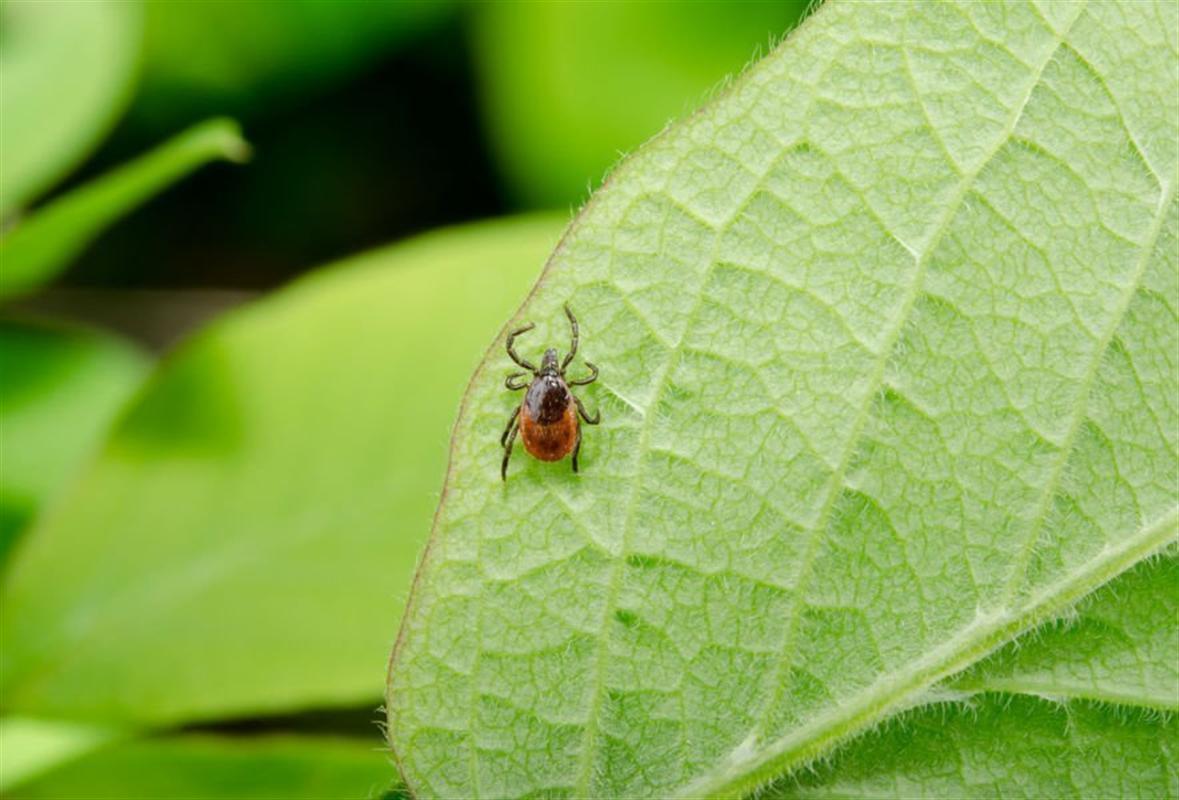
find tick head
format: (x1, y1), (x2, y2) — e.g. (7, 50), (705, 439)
(541, 347), (560, 373)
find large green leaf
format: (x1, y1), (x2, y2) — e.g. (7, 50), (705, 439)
(0, 119), (249, 300)
(0, 321), (148, 561)
(0, 0), (142, 214)
(0, 215), (564, 725)
(6, 733), (394, 799)
(470, 1), (808, 207)
(387, 1), (1178, 796)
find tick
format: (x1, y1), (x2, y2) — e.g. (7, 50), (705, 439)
(500, 304), (600, 481)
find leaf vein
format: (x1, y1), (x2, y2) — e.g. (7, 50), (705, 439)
(746, 11), (1083, 750)
(1000, 173), (1175, 603)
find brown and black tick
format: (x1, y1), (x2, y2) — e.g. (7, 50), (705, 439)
(501, 304), (600, 480)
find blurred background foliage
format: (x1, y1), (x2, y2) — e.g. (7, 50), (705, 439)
(0, 0), (807, 796)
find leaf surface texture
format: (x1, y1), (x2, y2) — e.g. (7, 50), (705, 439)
(387, 1), (1178, 796)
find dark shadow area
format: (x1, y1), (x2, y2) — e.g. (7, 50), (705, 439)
(181, 700), (386, 740)
(55, 16), (506, 291)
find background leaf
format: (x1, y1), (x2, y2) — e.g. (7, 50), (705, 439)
(6, 734), (394, 800)
(774, 694), (1177, 799)
(0, 215), (564, 726)
(470, 1), (808, 207)
(950, 553), (1178, 710)
(0, 0), (142, 214)
(0, 119), (250, 300)
(0, 717), (120, 792)
(387, 1), (1178, 796)
(0, 321), (148, 561)
(131, 0), (450, 130)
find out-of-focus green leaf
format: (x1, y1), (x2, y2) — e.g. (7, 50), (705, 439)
(6, 734), (395, 800)
(133, 0), (451, 127)
(950, 554), (1179, 710)
(0, 215), (564, 726)
(771, 695), (1177, 799)
(0, 321), (148, 562)
(0, 119), (249, 300)
(0, 717), (120, 792)
(469, 1), (808, 207)
(0, 0), (142, 215)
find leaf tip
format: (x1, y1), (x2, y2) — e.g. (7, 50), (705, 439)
(191, 117), (253, 164)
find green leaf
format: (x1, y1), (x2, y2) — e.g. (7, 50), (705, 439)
(771, 694), (1177, 799)
(0, 717), (120, 792)
(0, 215), (564, 725)
(950, 553), (1179, 710)
(134, 0), (451, 126)
(386, 1), (1178, 797)
(0, 119), (250, 300)
(759, 555), (1179, 799)
(0, 321), (148, 562)
(470, 1), (808, 207)
(5, 733), (394, 799)
(0, 0), (142, 214)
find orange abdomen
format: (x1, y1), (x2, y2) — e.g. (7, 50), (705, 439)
(520, 401), (578, 461)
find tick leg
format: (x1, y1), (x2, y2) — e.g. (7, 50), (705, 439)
(506, 322), (537, 371)
(561, 304), (580, 371)
(501, 419), (520, 481)
(505, 372), (529, 390)
(500, 406), (521, 447)
(574, 395), (600, 425)
(567, 360), (598, 386)
(571, 426), (582, 473)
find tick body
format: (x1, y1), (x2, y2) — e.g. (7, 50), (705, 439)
(501, 304), (600, 480)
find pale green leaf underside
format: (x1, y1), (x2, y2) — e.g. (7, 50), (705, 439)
(388, 1), (1178, 797)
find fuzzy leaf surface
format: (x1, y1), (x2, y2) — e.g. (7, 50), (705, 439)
(950, 553), (1179, 710)
(387, 1), (1178, 797)
(761, 554), (1179, 798)
(773, 694), (1177, 799)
